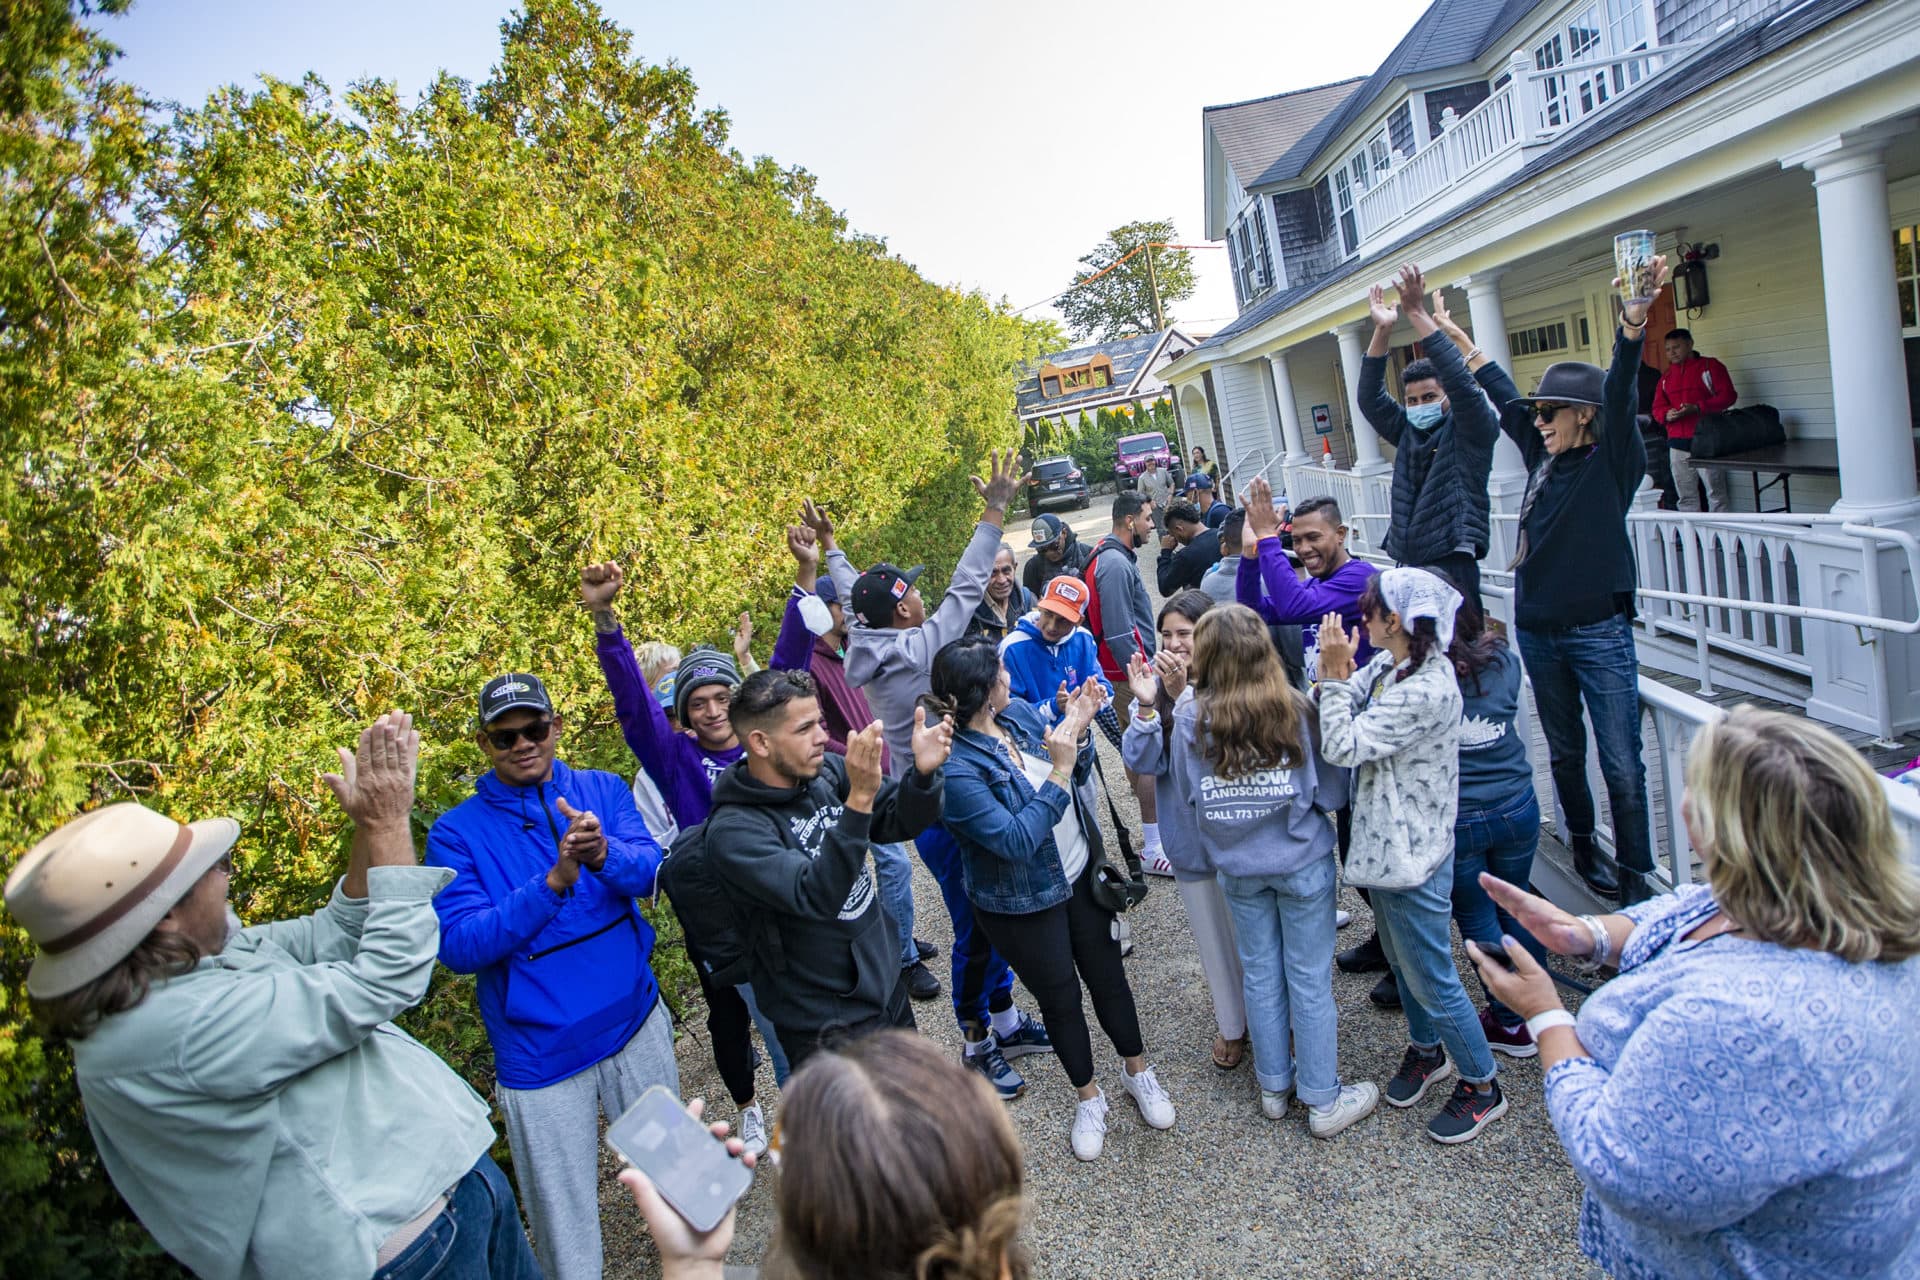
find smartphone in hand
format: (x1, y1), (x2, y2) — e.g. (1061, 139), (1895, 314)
(605, 1086), (754, 1233)
(1474, 940), (1519, 972)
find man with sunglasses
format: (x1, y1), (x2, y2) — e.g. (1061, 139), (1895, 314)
(426, 673), (674, 1280)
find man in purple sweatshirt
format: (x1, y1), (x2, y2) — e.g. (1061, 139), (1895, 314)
(780, 523), (942, 1001)
(1236, 482), (1377, 670)
(580, 560), (814, 1156)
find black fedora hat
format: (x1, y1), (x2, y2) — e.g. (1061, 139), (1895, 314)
(1510, 360), (1606, 408)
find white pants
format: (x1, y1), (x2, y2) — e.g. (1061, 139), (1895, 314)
(1671, 447), (1730, 513)
(495, 1002), (679, 1280)
(1176, 876), (1247, 1040)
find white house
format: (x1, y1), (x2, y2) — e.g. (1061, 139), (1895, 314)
(1163, 0), (1920, 738)
(1015, 327), (1199, 439)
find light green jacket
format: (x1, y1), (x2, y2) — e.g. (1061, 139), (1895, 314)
(72, 865), (494, 1280)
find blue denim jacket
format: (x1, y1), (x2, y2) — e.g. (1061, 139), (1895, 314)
(941, 699), (1101, 915)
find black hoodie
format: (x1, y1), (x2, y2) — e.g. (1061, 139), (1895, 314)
(704, 754), (942, 1035)
(1022, 527), (1094, 598)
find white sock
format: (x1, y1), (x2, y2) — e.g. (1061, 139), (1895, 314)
(990, 1006), (1023, 1038)
(1143, 822), (1162, 854)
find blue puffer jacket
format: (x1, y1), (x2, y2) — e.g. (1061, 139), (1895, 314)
(998, 615), (1112, 725)
(941, 699), (1100, 915)
(426, 758), (663, 1089)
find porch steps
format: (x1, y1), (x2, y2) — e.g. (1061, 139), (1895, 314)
(1636, 665), (1920, 774)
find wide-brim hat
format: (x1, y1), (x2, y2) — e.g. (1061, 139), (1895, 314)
(5, 802), (239, 999)
(1511, 360), (1607, 408)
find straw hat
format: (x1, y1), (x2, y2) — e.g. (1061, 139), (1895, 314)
(4, 802), (239, 999)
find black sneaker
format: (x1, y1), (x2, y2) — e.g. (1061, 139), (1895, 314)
(962, 1040), (1027, 1101)
(1427, 1078), (1508, 1144)
(1384, 1045), (1453, 1109)
(1368, 970), (1401, 1008)
(1336, 934), (1389, 974)
(915, 938), (939, 960)
(902, 960), (941, 1001)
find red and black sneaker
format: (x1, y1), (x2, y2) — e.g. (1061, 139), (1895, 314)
(1479, 1005), (1537, 1059)
(1384, 1044), (1453, 1108)
(1427, 1078), (1509, 1144)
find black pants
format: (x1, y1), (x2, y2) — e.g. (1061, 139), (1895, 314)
(1417, 550), (1482, 613)
(776, 974), (917, 1075)
(688, 941), (757, 1107)
(973, 865), (1143, 1089)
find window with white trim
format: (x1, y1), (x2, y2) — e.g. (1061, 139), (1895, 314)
(1896, 223), (1919, 333)
(1331, 169), (1359, 257)
(1507, 320), (1570, 357)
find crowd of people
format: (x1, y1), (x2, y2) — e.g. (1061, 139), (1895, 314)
(6, 254), (1919, 1280)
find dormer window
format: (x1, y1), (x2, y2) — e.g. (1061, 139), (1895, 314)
(1037, 354), (1115, 398)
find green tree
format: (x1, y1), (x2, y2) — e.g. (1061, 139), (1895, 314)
(1057, 218), (1196, 342)
(0, 2), (1052, 1273)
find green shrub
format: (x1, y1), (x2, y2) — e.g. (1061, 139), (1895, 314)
(0, 2), (1052, 1273)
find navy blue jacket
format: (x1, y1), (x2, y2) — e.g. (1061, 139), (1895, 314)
(1359, 326), (1499, 565)
(941, 699), (1100, 915)
(426, 758), (662, 1089)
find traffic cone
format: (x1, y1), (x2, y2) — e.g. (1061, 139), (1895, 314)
(1321, 437), (1333, 467)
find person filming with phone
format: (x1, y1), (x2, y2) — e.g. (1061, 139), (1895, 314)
(1465, 708), (1920, 1280)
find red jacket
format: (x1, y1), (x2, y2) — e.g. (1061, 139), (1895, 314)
(1652, 355), (1737, 442)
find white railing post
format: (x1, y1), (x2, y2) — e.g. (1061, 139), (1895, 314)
(1509, 50), (1546, 145)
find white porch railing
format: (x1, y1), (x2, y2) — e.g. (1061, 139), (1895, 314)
(1274, 460), (1392, 541)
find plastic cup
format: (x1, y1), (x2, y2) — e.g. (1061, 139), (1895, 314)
(1614, 230), (1658, 307)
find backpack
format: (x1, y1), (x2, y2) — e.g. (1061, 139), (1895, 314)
(1081, 542), (1143, 683)
(655, 810), (783, 988)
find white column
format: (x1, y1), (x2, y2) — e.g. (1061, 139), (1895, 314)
(1465, 271), (1529, 483)
(1787, 126), (1919, 517)
(1265, 349), (1309, 463)
(1334, 322), (1388, 473)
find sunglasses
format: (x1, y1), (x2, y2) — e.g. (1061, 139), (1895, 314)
(213, 852), (236, 876)
(1533, 402), (1569, 422)
(486, 719), (554, 750)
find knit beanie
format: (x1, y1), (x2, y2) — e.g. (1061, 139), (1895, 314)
(673, 647), (740, 723)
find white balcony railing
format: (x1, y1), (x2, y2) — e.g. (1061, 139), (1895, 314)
(1348, 38), (1708, 251)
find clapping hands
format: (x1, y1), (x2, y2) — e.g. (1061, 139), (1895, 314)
(1316, 611), (1360, 681)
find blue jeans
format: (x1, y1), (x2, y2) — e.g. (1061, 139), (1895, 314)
(872, 841), (919, 969)
(736, 982), (790, 1087)
(1218, 856), (1342, 1107)
(916, 823), (1014, 1027)
(1451, 786), (1550, 1028)
(1515, 614), (1653, 877)
(373, 1155), (543, 1280)
(1369, 855), (1497, 1084)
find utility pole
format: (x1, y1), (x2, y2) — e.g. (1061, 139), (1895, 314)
(1144, 242), (1165, 332)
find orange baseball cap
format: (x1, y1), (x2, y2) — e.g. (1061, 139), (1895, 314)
(1038, 577), (1088, 624)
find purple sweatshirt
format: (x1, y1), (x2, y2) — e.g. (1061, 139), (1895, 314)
(1236, 539), (1379, 666)
(596, 606), (814, 828)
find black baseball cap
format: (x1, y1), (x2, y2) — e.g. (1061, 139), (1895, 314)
(478, 673), (554, 725)
(850, 563), (925, 628)
(1028, 513), (1068, 547)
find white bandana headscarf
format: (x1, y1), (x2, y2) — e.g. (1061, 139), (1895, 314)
(1379, 567), (1464, 651)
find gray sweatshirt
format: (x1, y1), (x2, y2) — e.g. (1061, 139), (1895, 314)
(831, 521), (1001, 777)
(1125, 692), (1347, 879)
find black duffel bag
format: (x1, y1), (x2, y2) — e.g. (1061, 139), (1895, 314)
(1691, 404), (1784, 459)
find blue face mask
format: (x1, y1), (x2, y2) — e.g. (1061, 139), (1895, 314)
(1405, 401), (1446, 431)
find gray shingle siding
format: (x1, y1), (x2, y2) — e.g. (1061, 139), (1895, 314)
(1424, 81), (1492, 139)
(1272, 187), (1342, 295)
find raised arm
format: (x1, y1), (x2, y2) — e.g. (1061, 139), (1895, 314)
(1396, 268), (1498, 448)
(1359, 283), (1407, 447)
(865, 707), (951, 844)
(583, 562), (695, 809)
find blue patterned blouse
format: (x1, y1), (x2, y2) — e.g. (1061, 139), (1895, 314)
(1544, 883), (1920, 1279)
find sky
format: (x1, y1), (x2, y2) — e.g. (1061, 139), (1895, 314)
(99, 0), (1432, 341)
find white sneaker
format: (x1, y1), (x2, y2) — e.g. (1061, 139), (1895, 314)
(1336, 909), (1353, 928)
(739, 1102), (769, 1157)
(1260, 1087), (1292, 1120)
(1121, 1064), (1176, 1129)
(1071, 1090), (1109, 1161)
(1308, 1082), (1380, 1139)
(1143, 849), (1175, 878)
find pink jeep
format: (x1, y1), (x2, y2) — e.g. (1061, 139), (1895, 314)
(1112, 432), (1180, 491)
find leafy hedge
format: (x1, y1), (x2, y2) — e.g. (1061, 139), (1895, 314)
(0, 2), (1053, 1274)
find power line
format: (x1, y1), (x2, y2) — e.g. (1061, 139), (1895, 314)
(1016, 241), (1224, 315)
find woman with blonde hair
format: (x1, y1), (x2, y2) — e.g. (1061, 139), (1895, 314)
(1471, 706), (1920, 1279)
(622, 1029), (1030, 1280)
(1132, 604), (1377, 1137)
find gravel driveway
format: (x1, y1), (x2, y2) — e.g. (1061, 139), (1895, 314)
(599, 508), (1594, 1278)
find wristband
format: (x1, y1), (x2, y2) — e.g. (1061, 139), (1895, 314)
(1047, 769), (1072, 790)
(1464, 348), (1485, 363)
(1134, 706), (1158, 722)
(1526, 1009), (1577, 1041)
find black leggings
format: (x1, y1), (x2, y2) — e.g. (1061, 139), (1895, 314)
(973, 865), (1143, 1089)
(688, 942), (757, 1107)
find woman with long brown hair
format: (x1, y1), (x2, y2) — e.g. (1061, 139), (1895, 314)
(1469, 707), (1920, 1279)
(1136, 604), (1378, 1138)
(621, 1030), (1032, 1280)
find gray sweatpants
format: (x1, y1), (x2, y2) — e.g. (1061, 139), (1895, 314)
(496, 1001), (679, 1280)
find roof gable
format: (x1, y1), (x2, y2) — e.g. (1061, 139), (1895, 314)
(1204, 78), (1366, 210)
(1015, 328), (1195, 417)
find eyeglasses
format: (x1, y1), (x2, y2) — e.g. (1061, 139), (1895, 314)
(1534, 403), (1568, 422)
(486, 719), (554, 750)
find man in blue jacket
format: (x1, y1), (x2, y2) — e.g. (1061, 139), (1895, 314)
(1000, 576), (1112, 720)
(427, 672), (671, 1280)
